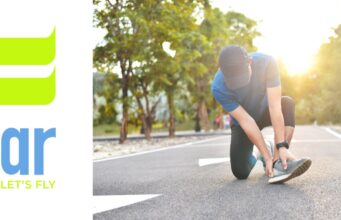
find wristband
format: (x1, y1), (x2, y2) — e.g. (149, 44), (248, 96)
(276, 141), (289, 150)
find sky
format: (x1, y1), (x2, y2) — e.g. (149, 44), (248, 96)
(211, 0), (341, 74)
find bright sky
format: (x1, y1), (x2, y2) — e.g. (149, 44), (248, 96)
(211, 0), (341, 74)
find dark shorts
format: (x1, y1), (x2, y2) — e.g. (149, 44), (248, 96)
(229, 96), (295, 179)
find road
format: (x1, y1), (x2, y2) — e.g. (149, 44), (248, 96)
(93, 125), (341, 219)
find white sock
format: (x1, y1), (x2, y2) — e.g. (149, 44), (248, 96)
(252, 146), (261, 160)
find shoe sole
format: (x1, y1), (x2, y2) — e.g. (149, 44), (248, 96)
(268, 159), (312, 184)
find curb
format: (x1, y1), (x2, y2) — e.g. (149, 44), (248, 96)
(93, 130), (231, 142)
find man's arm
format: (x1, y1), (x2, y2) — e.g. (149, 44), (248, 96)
(267, 86), (288, 169)
(229, 106), (273, 176)
(267, 86), (285, 144)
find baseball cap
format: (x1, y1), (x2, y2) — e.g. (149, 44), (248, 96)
(218, 45), (250, 90)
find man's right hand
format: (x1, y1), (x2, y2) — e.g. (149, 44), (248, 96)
(279, 148), (289, 170)
(265, 158), (274, 177)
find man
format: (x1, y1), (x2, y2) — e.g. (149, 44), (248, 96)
(211, 45), (311, 183)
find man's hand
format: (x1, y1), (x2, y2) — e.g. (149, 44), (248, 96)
(265, 158), (273, 177)
(279, 148), (288, 170)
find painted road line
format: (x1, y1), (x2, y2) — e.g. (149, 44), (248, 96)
(93, 194), (161, 215)
(324, 127), (341, 139)
(94, 136), (227, 163)
(198, 157), (230, 167)
(292, 139), (341, 143)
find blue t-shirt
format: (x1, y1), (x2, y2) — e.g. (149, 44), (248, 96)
(211, 52), (280, 126)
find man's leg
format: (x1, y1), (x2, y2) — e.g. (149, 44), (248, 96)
(230, 125), (257, 179)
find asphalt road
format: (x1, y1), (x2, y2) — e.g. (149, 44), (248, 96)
(93, 125), (341, 220)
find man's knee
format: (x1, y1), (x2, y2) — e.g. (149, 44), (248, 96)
(281, 96), (295, 109)
(231, 164), (252, 179)
(281, 96), (295, 127)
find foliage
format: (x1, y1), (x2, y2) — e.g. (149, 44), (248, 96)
(279, 24), (341, 124)
(313, 24), (341, 123)
(93, 73), (120, 125)
(93, 0), (262, 138)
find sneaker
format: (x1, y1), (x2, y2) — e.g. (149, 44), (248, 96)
(268, 158), (312, 184)
(259, 140), (274, 168)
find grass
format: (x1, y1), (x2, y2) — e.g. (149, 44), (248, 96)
(93, 121), (196, 136)
(93, 123), (139, 136)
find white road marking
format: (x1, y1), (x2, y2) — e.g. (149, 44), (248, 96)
(198, 157), (230, 167)
(194, 143), (229, 147)
(324, 127), (341, 139)
(93, 194), (161, 214)
(292, 139), (341, 143)
(94, 136), (227, 163)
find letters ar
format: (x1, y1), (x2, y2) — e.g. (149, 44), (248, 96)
(1, 128), (56, 175)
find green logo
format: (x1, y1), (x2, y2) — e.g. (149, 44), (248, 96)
(0, 28), (56, 105)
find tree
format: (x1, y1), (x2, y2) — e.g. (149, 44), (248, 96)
(94, 0), (158, 143)
(150, 0), (206, 137)
(93, 72), (120, 125)
(192, 7), (230, 132)
(284, 24), (341, 124)
(225, 11), (260, 51)
(313, 24), (341, 123)
(93, 0), (262, 140)
(187, 8), (260, 132)
(130, 69), (161, 140)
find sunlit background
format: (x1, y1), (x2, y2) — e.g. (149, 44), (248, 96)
(212, 0), (341, 75)
(93, 0), (341, 139)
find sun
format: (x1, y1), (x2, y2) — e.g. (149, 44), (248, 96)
(254, 36), (317, 76)
(281, 53), (314, 75)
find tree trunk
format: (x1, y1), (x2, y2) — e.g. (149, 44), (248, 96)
(194, 113), (201, 132)
(142, 82), (152, 140)
(197, 99), (210, 132)
(136, 96), (152, 141)
(140, 114), (151, 141)
(119, 74), (129, 144)
(167, 93), (175, 138)
(144, 116), (152, 140)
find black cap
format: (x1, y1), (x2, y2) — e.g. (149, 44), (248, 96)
(219, 45), (250, 90)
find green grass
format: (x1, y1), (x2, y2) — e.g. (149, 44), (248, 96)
(152, 121), (195, 133)
(93, 123), (119, 136)
(93, 121), (196, 136)
(93, 123), (140, 136)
